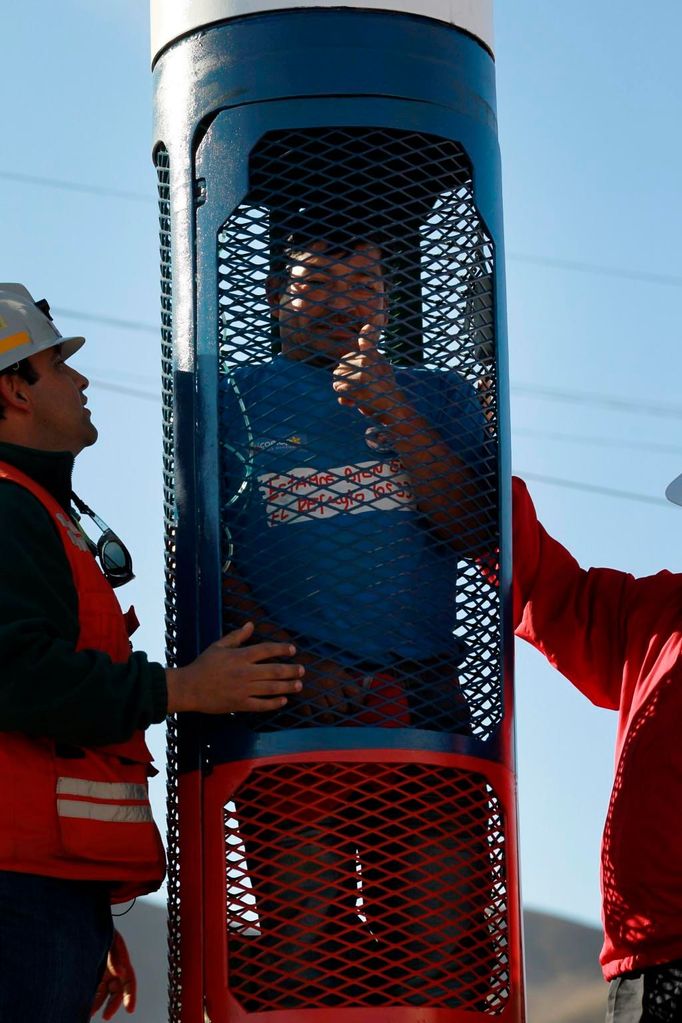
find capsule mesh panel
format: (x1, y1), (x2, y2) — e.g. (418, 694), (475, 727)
(218, 127), (499, 739)
(224, 761), (509, 1012)
(642, 960), (682, 1021)
(156, 145), (181, 1023)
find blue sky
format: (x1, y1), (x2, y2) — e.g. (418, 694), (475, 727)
(2, 0), (681, 937)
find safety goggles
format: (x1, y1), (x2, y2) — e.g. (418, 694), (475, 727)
(71, 493), (135, 589)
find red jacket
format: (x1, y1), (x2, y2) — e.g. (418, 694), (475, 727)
(513, 476), (682, 979)
(0, 462), (165, 902)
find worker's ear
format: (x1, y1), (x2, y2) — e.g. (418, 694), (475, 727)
(0, 372), (32, 414)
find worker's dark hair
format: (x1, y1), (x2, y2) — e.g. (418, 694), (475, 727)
(0, 360), (39, 421)
(283, 207), (388, 264)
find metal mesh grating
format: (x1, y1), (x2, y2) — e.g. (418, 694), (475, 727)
(218, 127), (500, 738)
(642, 960), (682, 1021)
(156, 145), (181, 1023)
(224, 761), (509, 1012)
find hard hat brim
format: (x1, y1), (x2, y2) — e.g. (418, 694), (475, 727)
(60, 336), (85, 360)
(665, 473), (682, 506)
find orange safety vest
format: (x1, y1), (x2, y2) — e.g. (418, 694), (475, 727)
(0, 462), (166, 902)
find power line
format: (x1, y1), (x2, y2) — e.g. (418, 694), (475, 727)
(0, 170), (152, 204)
(508, 252), (682, 290)
(57, 312), (681, 427)
(86, 371), (682, 440)
(53, 307), (157, 335)
(518, 471), (672, 508)
(85, 379), (676, 508)
(514, 427), (682, 457)
(50, 298), (682, 424)
(54, 295), (679, 424)
(3, 166), (682, 292)
(81, 366), (158, 387)
(75, 335), (680, 424)
(89, 378), (159, 403)
(512, 383), (682, 421)
(84, 375), (682, 460)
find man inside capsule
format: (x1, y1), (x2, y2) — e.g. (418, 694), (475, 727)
(220, 212), (489, 732)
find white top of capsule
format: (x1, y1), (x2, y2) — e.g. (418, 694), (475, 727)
(151, 1), (494, 63)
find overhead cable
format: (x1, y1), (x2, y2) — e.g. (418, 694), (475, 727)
(0, 170), (151, 203)
(512, 384), (682, 420)
(3, 168), (681, 291)
(515, 428), (682, 456)
(509, 252), (682, 290)
(519, 471), (672, 508)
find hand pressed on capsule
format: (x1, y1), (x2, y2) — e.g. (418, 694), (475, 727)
(297, 653), (363, 724)
(165, 621), (304, 714)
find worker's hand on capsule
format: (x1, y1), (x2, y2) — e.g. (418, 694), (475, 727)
(298, 654), (363, 725)
(333, 325), (403, 419)
(165, 622), (304, 714)
(90, 929), (136, 1020)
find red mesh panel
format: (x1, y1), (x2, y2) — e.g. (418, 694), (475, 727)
(209, 759), (510, 1014)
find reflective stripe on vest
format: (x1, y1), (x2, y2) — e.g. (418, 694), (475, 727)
(57, 776), (154, 823)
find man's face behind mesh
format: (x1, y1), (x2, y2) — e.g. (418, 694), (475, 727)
(274, 241), (387, 366)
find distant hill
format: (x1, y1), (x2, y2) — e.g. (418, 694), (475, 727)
(100, 902), (607, 1022)
(524, 908), (606, 1023)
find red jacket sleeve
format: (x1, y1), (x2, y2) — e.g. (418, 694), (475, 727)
(512, 476), (634, 710)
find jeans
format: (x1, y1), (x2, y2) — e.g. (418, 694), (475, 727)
(607, 960), (682, 1022)
(0, 870), (113, 1023)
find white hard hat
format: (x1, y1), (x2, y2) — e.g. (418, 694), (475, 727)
(0, 284), (84, 373)
(665, 474), (682, 506)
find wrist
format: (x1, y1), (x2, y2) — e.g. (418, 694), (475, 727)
(165, 667), (193, 714)
(377, 393), (412, 430)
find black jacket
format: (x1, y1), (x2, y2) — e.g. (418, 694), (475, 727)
(0, 441), (167, 746)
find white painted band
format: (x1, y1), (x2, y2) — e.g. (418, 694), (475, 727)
(151, 1), (494, 63)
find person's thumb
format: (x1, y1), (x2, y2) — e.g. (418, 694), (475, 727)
(215, 621), (254, 649)
(357, 324), (379, 351)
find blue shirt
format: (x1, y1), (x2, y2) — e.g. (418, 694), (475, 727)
(220, 356), (485, 666)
